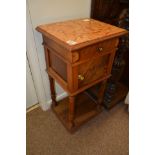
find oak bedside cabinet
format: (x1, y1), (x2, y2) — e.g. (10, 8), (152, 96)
(36, 18), (127, 133)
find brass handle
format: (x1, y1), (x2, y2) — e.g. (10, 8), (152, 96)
(78, 75), (85, 81)
(98, 47), (103, 52)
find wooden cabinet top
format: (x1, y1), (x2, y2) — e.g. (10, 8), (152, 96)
(36, 18), (127, 51)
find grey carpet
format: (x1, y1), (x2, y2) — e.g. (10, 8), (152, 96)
(26, 102), (129, 155)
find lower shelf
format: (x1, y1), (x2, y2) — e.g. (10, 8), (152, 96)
(84, 82), (128, 109)
(52, 92), (103, 133)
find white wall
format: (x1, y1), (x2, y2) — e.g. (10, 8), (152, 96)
(27, 0), (91, 104)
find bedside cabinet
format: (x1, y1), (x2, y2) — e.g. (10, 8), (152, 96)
(36, 19), (127, 133)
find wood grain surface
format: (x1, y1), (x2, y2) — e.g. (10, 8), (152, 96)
(36, 18), (127, 51)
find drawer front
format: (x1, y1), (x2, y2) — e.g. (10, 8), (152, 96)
(74, 38), (118, 63)
(78, 54), (110, 88)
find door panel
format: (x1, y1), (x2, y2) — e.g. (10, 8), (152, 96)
(78, 54), (110, 88)
(26, 56), (38, 108)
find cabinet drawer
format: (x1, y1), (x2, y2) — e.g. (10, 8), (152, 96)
(78, 54), (110, 88)
(74, 38), (118, 63)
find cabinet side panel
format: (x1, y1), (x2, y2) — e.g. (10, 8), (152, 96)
(48, 49), (67, 82)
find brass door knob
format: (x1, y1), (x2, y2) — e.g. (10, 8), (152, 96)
(78, 75), (85, 81)
(98, 47), (103, 52)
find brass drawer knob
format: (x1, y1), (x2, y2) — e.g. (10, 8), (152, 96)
(78, 75), (85, 81)
(98, 47), (103, 52)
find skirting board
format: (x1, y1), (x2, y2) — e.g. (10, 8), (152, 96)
(26, 103), (39, 113)
(41, 92), (68, 111)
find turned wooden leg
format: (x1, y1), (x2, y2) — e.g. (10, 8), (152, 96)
(97, 80), (107, 109)
(49, 76), (57, 106)
(68, 96), (75, 128)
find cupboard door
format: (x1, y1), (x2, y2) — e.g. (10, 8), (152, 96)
(78, 54), (110, 88)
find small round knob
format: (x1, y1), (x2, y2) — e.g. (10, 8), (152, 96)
(78, 75), (85, 81)
(98, 47), (103, 52)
